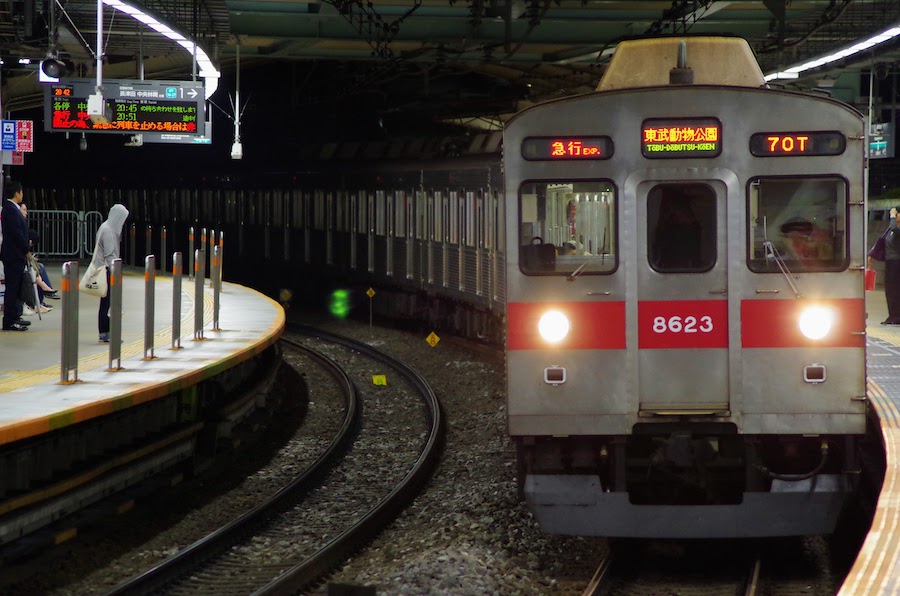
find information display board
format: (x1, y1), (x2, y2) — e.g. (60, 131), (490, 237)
(748, 131), (845, 157)
(641, 118), (721, 158)
(44, 79), (205, 137)
(521, 136), (614, 160)
(869, 123), (894, 159)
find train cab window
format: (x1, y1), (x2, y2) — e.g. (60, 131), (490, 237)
(748, 177), (847, 272)
(519, 181), (616, 275)
(647, 184), (717, 273)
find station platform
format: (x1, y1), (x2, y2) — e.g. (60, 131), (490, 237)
(0, 269), (285, 446)
(842, 290), (900, 594)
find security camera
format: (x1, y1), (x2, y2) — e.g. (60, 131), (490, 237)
(124, 134), (143, 147)
(231, 141), (243, 160)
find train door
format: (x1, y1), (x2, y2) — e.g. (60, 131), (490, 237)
(636, 181), (729, 414)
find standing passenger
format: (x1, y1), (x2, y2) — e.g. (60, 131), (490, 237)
(92, 204), (129, 342)
(870, 206), (900, 325)
(0, 182), (29, 331)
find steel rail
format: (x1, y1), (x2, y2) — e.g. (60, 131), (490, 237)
(251, 323), (445, 594)
(105, 338), (360, 595)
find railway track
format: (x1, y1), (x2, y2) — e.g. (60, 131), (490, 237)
(581, 538), (841, 596)
(105, 326), (444, 594)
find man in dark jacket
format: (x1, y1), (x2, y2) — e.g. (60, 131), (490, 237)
(1, 181), (30, 331)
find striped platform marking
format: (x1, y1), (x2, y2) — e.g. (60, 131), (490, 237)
(54, 528), (77, 545)
(0, 423), (202, 517)
(117, 499), (134, 515)
(864, 326), (900, 343)
(840, 380), (900, 595)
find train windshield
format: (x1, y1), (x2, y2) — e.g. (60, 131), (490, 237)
(518, 181), (616, 275)
(748, 177), (848, 272)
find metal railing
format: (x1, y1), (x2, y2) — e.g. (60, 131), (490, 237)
(52, 228), (226, 383)
(27, 210), (102, 259)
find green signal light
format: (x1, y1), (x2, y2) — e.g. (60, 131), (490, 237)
(329, 289), (351, 319)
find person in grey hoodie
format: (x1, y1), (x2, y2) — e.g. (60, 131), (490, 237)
(92, 204), (129, 342)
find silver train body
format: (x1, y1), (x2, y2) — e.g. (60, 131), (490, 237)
(31, 37), (867, 540)
(504, 37), (867, 538)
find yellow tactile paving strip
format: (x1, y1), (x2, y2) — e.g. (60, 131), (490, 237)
(0, 278), (284, 445)
(841, 291), (900, 595)
(0, 287), (213, 393)
(841, 379), (900, 595)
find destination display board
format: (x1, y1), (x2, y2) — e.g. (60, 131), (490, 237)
(44, 78), (205, 136)
(641, 118), (721, 158)
(521, 136), (614, 160)
(749, 131), (845, 157)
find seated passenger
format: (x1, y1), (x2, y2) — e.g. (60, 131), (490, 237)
(559, 241), (578, 256)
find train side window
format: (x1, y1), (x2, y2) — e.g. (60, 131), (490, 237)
(647, 184), (717, 273)
(518, 180), (616, 275)
(748, 177), (847, 272)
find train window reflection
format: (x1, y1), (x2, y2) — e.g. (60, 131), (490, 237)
(748, 177), (847, 272)
(647, 184), (717, 273)
(518, 181), (617, 275)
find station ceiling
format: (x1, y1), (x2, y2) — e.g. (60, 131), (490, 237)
(3, 0), (900, 134)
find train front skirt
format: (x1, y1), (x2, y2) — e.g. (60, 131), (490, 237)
(525, 473), (852, 538)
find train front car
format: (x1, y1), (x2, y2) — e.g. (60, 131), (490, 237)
(505, 37), (867, 538)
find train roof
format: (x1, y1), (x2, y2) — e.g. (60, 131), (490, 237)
(597, 37), (767, 91)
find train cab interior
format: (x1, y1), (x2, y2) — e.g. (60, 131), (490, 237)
(518, 177), (847, 276)
(748, 177), (848, 272)
(519, 182), (617, 274)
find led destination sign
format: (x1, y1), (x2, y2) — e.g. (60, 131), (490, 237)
(521, 136), (614, 160)
(749, 132), (845, 157)
(641, 118), (721, 158)
(44, 78), (205, 136)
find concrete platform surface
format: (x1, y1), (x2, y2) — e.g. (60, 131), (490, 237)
(0, 270), (284, 445)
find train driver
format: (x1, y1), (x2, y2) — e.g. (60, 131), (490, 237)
(779, 217), (831, 262)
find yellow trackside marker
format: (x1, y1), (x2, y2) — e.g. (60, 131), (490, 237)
(426, 332), (440, 347)
(373, 375), (387, 386)
(55, 528), (77, 544)
(366, 288), (376, 298)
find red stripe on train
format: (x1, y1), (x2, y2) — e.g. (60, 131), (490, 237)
(507, 302), (626, 350)
(741, 298), (865, 348)
(507, 298), (865, 350)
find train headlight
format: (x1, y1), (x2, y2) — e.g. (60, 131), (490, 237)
(798, 306), (834, 340)
(538, 310), (570, 343)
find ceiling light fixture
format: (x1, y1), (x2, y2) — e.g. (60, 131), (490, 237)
(101, 0), (220, 99)
(765, 24), (900, 81)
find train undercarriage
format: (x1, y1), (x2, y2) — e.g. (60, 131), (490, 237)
(515, 426), (867, 538)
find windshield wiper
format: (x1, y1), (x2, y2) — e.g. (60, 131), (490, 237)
(567, 262), (589, 281)
(763, 240), (802, 298)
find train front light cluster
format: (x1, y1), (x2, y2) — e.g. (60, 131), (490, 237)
(798, 306), (835, 340)
(538, 310), (570, 343)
